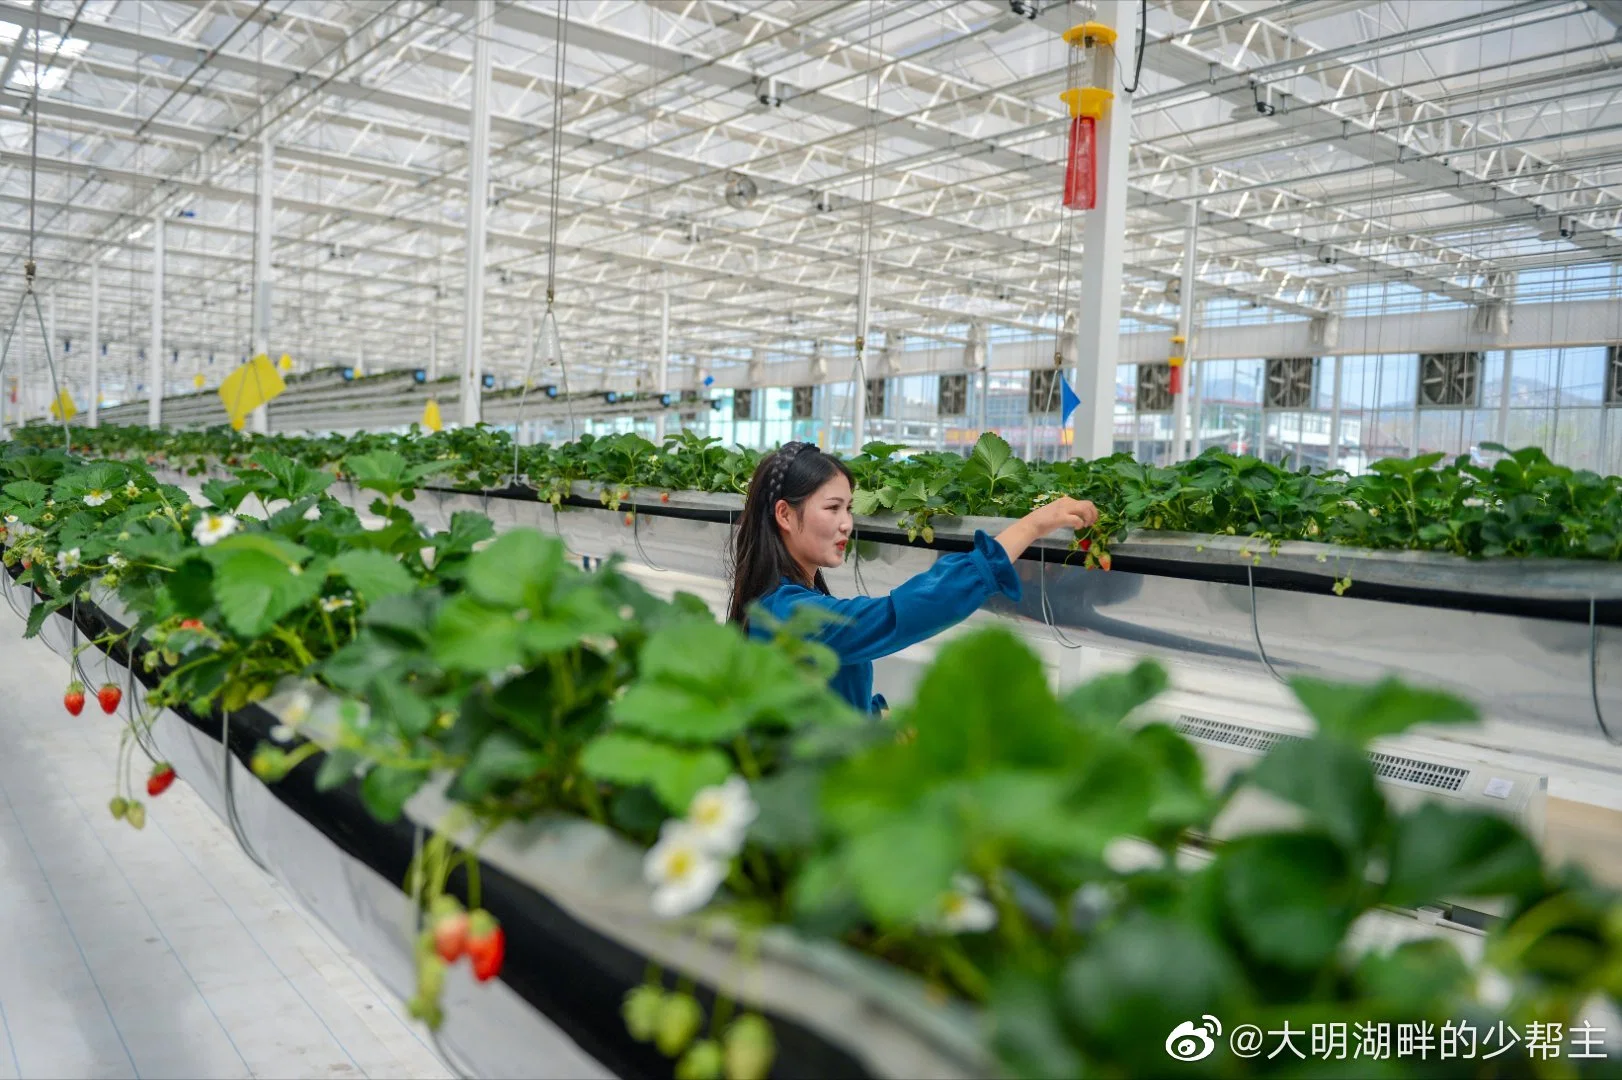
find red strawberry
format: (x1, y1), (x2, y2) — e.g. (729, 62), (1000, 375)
(1078, 538), (1092, 552)
(660, 492), (670, 503)
(466, 911), (504, 982)
(623, 513), (634, 527)
(179, 618), (204, 631)
(64, 683), (85, 716)
(434, 910), (470, 963)
(147, 763), (176, 797)
(97, 684), (122, 714)
(1099, 553), (1113, 572)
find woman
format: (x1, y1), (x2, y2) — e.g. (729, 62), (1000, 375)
(727, 441), (1098, 714)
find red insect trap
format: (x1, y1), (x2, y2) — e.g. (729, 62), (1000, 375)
(1058, 88), (1112, 211)
(1063, 112), (1097, 211)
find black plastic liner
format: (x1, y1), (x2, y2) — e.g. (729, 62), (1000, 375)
(12, 565), (876, 1080)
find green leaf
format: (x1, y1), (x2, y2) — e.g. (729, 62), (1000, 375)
(1061, 659), (1168, 727)
(367, 676), (433, 739)
(637, 619), (736, 689)
(1219, 833), (1357, 970)
(332, 549), (416, 602)
(464, 528), (565, 610)
(850, 487), (883, 517)
(210, 548), (322, 637)
(431, 593), (523, 672)
(1061, 914), (1244, 1063)
(613, 684), (751, 743)
(166, 557), (215, 617)
(344, 450), (410, 499)
(1249, 738), (1385, 852)
(449, 730), (546, 801)
(433, 511), (495, 559)
(1384, 803), (1542, 908)
(843, 813), (960, 925)
(2, 479), (48, 506)
(748, 768), (822, 852)
(578, 731), (732, 813)
(315, 747), (363, 792)
(250, 452), (333, 501)
(905, 627), (1070, 773)
(990, 971), (1084, 1080)
(1289, 676), (1477, 743)
(360, 765), (426, 823)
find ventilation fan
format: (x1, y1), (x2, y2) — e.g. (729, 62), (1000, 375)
(865, 377), (886, 417)
(792, 385), (814, 419)
(1418, 352), (1481, 408)
(724, 173), (758, 210)
(1136, 363), (1174, 413)
(733, 387), (754, 420)
(1607, 345), (1621, 406)
(1264, 357), (1314, 409)
(1169, 711), (1545, 916)
(938, 372), (968, 416)
(1028, 368), (1064, 414)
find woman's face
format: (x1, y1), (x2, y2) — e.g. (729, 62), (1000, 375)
(777, 472), (854, 575)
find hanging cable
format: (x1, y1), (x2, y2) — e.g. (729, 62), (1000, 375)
(1118, 0), (1147, 95)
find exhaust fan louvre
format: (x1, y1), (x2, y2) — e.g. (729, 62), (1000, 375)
(1264, 357), (1315, 409)
(792, 385), (815, 419)
(1418, 352), (1482, 408)
(938, 372), (968, 415)
(865, 377), (887, 417)
(1028, 368), (1064, 414)
(1136, 363), (1174, 413)
(1173, 715), (1466, 793)
(1606, 345), (1621, 406)
(733, 387), (754, 421)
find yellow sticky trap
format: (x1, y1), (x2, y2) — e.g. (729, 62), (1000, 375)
(219, 353), (286, 426)
(193, 373), (206, 389)
(278, 353), (294, 373)
(49, 390), (77, 421)
(422, 398), (443, 432)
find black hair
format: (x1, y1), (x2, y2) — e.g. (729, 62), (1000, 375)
(726, 441), (854, 626)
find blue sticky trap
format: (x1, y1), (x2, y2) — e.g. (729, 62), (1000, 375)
(702, 375), (715, 387)
(1060, 376), (1081, 425)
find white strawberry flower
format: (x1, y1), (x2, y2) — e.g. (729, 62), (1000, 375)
(684, 776), (757, 855)
(3, 514), (15, 524)
(320, 595), (354, 612)
(55, 547), (82, 573)
(107, 553), (128, 569)
(270, 724), (296, 744)
(124, 481), (140, 498)
(281, 690), (314, 726)
(83, 490), (109, 507)
(644, 820), (728, 919)
(1103, 836), (1167, 875)
(192, 513), (238, 546)
(930, 874), (998, 934)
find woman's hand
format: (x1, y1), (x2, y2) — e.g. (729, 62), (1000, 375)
(1030, 496), (1099, 534)
(994, 496), (1100, 563)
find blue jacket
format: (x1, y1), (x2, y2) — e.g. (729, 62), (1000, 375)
(749, 530), (1022, 713)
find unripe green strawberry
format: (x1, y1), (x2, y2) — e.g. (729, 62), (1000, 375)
(675, 1039), (723, 1080)
(418, 954), (447, 1001)
(655, 992), (704, 1057)
(126, 801), (146, 830)
(723, 1015), (775, 1080)
(622, 985), (664, 1042)
(108, 796), (128, 820)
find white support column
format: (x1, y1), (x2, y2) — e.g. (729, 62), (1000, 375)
(655, 290), (670, 443)
(251, 136), (274, 434)
(1188, 304), (1204, 456)
(1328, 357), (1344, 471)
(428, 325), (439, 381)
(460, 0), (493, 427)
(1069, 0), (1134, 460)
(1496, 348), (1513, 447)
(88, 259), (100, 427)
(148, 215), (164, 427)
(1172, 201), (1198, 461)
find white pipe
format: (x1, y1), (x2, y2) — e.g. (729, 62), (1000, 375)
(88, 258), (99, 427)
(1328, 356), (1344, 471)
(251, 136), (274, 434)
(148, 215), (164, 427)
(1497, 347), (1513, 447)
(460, 0), (493, 427)
(428, 325), (438, 381)
(1173, 200), (1198, 461)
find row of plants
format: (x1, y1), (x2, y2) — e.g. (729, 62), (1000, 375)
(18, 419), (1622, 563)
(3, 435), (1621, 1078)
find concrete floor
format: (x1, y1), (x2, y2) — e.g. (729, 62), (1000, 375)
(0, 598), (454, 1080)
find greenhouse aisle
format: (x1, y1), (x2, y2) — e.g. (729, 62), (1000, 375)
(0, 603), (454, 1080)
